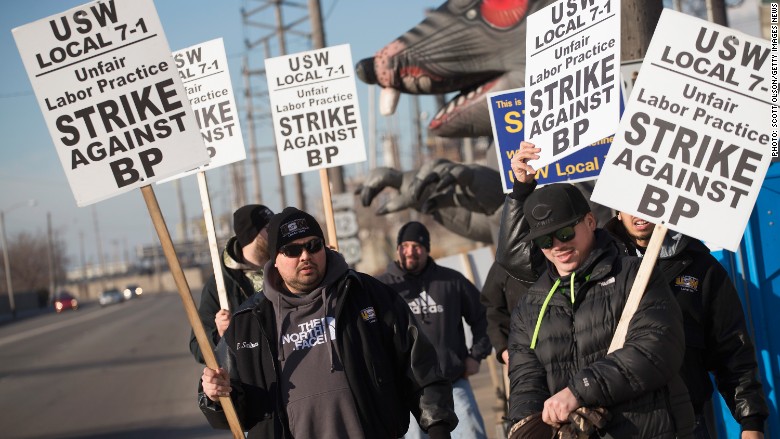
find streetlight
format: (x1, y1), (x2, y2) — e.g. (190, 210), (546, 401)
(1, 199), (37, 319)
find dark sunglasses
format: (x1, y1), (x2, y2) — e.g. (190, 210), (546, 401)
(279, 238), (324, 258)
(532, 218), (582, 249)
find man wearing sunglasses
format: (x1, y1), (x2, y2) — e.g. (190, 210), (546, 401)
(377, 221), (492, 439)
(200, 207), (457, 439)
(189, 204), (274, 364)
(500, 142), (768, 438)
(495, 142), (694, 438)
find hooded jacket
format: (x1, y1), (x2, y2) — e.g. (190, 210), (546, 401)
(261, 250), (363, 438)
(604, 217), (768, 432)
(377, 258), (492, 382)
(190, 236), (264, 364)
(508, 230), (692, 438)
(199, 248), (458, 438)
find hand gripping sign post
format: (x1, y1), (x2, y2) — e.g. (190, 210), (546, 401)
(163, 38), (247, 313)
(265, 44), (367, 248)
(13, 1), (243, 436)
(590, 10), (774, 351)
(525, 0), (621, 170)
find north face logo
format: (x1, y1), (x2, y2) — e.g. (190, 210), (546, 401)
(408, 291), (444, 315)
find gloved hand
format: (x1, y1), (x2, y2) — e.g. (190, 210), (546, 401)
(507, 413), (555, 439)
(555, 407), (610, 438)
(568, 407), (609, 435)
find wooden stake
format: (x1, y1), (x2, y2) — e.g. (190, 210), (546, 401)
(608, 223), (668, 353)
(319, 169), (338, 251)
(197, 172), (230, 311)
(141, 185), (244, 438)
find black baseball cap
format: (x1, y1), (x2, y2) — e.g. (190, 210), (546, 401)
(523, 184), (591, 241)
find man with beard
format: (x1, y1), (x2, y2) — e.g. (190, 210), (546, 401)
(189, 204), (274, 364)
(603, 212), (768, 438)
(200, 207), (457, 438)
(378, 221), (491, 439)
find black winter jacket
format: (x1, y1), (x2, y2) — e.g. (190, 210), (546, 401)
(190, 237), (260, 364)
(479, 262), (531, 363)
(508, 231), (692, 438)
(377, 259), (492, 381)
(199, 263), (458, 438)
(605, 217), (769, 432)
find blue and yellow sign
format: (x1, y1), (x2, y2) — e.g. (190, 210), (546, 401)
(488, 88), (623, 192)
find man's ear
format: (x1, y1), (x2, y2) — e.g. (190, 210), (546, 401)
(585, 212), (597, 230)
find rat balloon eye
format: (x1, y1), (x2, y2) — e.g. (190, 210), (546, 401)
(480, 0), (528, 29)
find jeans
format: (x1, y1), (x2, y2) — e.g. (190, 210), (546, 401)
(405, 377), (487, 439)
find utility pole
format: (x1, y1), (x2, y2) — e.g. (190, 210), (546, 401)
(241, 0), (316, 209)
(307, 0), (345, 194)
(705, 0), (729, 26)
(79, 230), (88, 297)
(91, 205), (106, 287)
(621, 0), (663, 60)
(367, 84), (377, 174)
(411, 95), (423, 169)
(173, 179), (188, 243)
(242, 56), (264, 205)
(46, 212), (56, 299)
(263, 40), (288, 208)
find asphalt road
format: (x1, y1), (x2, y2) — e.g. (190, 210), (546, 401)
(0, 292), (506, 439)
(0, 293), (225, 439)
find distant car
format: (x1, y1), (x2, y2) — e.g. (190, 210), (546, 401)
(123, 284), (143, 300)
(54, 292), (79, 313)
(99, 289), (124, 307)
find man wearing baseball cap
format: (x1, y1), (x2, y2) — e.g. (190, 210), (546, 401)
(200, 207), (457, 438)
(189, 204), (274, 364)
(378, 221), (491, 439)
(498, 142), (693, 438)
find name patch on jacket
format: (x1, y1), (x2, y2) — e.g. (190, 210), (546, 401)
(281, 317), (337, 350)
(674, 275), (700, 293)
(360, 307), (377, 323)
(237, 341), (259, 350)
(599, 277), (615, 286)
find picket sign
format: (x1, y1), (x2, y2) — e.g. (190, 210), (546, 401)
(607, 223), (667, 353)
(265, 45), (368, 250)
(141, 185), (243, 437)
(165, 38), (245, 311)
(12, 0), (244, 435)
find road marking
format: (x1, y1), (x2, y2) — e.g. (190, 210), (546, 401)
(0, 304), (129, 348)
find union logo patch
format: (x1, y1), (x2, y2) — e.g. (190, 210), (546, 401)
(360, 307), (377, 323)
(675, 275), (699, 291)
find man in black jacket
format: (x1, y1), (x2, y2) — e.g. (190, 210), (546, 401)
(480, 262), (532, 366)
(378, 221), (491, 439)
(190, 204), (274, 364)
(503, 141), (767, 438)
(200, 207), (457, 439)
(605, 211), (768, 439)
(500, 143), (693, 438)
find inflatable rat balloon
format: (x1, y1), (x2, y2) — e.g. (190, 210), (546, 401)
(355, 0), (557, 242)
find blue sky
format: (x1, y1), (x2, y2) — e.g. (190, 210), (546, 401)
(0, 0), (764, 269)
(0, 0), (441, 269)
